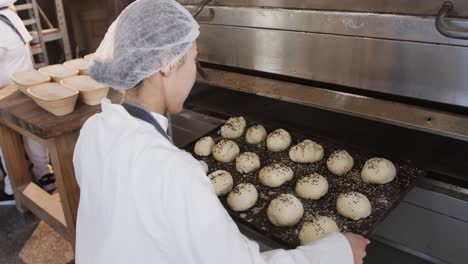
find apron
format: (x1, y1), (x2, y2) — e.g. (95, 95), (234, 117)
(0, 6), (27, 44)
(121, 100), (173, 144)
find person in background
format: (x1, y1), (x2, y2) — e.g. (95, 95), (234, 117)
(0, 0), (55, 205)
(74, 0), (369, 263)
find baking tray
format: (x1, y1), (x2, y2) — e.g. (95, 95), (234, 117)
(185, 118), (425, 249)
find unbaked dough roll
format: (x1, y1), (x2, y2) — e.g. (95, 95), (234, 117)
(220, 116), (246, 139)
(299, 216), (340, 245)
(336, 192), (371, 220)
(267, 129), (292, 152)
(194, 136), (215, 156)
(227, 183), (258, 211)
(208, 170), (233, 196)
(289, 140), (324, 163)
(361, 157), (396, 184)
(295, 173), (328, 200)
(259, 164), (294, 187)
(326, 150), (354, 176)
(236, 152), (261, 173)
(246, 125), (267, 144)
(213, 140), (240, 163)
(267, 194), (304, 226)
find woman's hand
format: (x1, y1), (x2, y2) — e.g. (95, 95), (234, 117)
(343, 232), (370, 264)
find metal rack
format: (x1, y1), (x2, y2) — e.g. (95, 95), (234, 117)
(15, 0), (72, 68)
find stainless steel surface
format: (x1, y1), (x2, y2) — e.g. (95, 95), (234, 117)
(179, 0), (468, 16)
(196, 68), (468, 142)
(372, 235), (447, 264)
(171, 109), (224, 148)
(375, 186), (468, 264)
(187, 6), (468, 46)
(196, 24), (468, 108)
(419, 177), (468, 196)
(405, 181), (468, 222)
(436, 1), (468, 39)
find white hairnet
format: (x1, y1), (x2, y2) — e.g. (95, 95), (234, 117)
(89, 0), (199, 90)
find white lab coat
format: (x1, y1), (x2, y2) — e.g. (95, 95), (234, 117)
(0, 0), (33, 88)
(73, 99), (353, 264)
(0, 1), (51, 188)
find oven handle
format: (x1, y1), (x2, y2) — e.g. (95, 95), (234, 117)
(195, 8), (215, 23)
(193, 0), (214, 21)
(436, 1), (468, 39)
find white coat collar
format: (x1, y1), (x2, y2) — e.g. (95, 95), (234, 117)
(101, 98), (168, 132)
(150, 112), (168, 132)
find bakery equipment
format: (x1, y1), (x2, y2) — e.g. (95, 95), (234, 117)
(170, 1), (468, 263)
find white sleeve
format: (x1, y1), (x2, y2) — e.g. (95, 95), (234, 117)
(166, 159), (354, 264)
(261, 233), (353, 264)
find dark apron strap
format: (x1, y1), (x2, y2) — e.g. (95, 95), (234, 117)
(0, 7), (27, 44)
(121, 100), (173, 144)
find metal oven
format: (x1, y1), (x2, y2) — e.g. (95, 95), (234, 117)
(169, 1), (468, 263)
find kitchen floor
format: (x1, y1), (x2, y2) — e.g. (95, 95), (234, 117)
(0, 108), (431, 264)
(0, 205), (74, 264)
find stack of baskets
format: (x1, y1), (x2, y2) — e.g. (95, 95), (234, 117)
(9, 53), (110, 116)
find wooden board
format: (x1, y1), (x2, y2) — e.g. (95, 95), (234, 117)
(48, 131), (81, 243)
(0, 88), (122, 139)
(20, 183), (69, 240)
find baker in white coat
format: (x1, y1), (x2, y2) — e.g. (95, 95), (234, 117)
(73, 0), (369, 263)
(0, 0), (55, 205)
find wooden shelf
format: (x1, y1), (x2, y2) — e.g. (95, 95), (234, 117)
(20, 183), (70, 240)
(30, 28), (62, 43)
(15, 3), (33, 11)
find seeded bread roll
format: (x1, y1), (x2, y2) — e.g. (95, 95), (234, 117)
(289, 140), (324, 163)
(208, 170), (233, 196)
(213, 140), (240, 163)
(236, 152), (261, 173)
(220, 116), (246, 139)
(295, 173), (328, 200)
(245, 125), (267, 144)
(227, 183), (258, 211)
(267, 194), (304, 226)
(299, 216), (340, 245)
(267, 129), (291, 152)
(361, 158), (396, 184)
(194, 136), (215, 156)
(336, 192), (372, 220)
(259, 164), (294, 187)
(327, 150), (354, 176)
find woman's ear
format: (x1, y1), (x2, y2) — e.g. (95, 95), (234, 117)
(160, 67), (173, 77)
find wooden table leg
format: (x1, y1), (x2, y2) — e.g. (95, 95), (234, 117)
(0, 124), (31, 212)
(47, 130), (80, 246)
